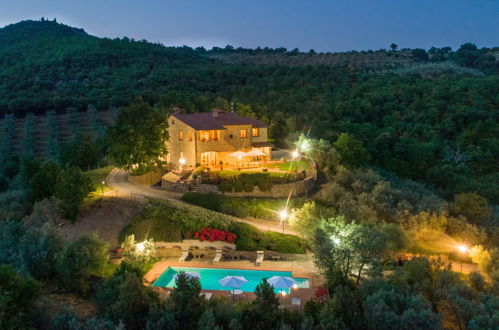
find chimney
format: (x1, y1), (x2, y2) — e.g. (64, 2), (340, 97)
(212, 108), (224, 118)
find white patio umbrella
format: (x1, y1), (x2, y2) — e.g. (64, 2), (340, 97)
(228, 150), (248, 159)
(174, 271), (200, 281)
(245, 149), (268, 157)
(267, 276), (297, 304)
(218, 276), (248, 301)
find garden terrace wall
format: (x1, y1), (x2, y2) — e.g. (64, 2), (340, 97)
(197, 175), (316, 198)
(128, 169), (163, 185)
(155, 239), (236, 250)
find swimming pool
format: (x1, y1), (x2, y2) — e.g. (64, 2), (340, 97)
(152, 267), (310, 293)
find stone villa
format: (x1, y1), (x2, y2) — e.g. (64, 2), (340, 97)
(166, 109), (273, 169)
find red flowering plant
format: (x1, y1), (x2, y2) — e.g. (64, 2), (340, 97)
(313, 285), (330, 304)
(189, 227), (237, 244)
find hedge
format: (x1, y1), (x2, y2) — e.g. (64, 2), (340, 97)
(198, 170), (305, 193)
(120, 199), (306, 253)
(181, 192), (305, 220)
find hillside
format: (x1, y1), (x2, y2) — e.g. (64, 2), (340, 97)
(0, 19), (497, 204)
(207, 49), (418, 71)
(0, 108), (116, 160)
(0, 20), (497, 117)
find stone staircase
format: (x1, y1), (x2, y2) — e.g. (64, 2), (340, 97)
(187, 181), (198, 192)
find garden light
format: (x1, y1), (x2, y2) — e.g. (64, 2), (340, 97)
(179, 157), (186, 165)
(136, 242), (145, 253)
(279, 209), (289, 221)
(281, 290), (287, 296)
(456, 244), (468, 273)
(299, 139), (310, 152)
(331, 236), (341, 245)
(291, 150), (299, 159)
(292, 284), (298, 289)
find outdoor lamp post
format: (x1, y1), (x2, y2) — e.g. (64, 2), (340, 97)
(101, 181), (105, 196)
(179, 157), (186, 171)
(136, 242), (145, 253)
(299, 139), (310, 152)
(279, 209), (288, 234)
(281, 290), (286, 305)
(457, 244), (468, 273)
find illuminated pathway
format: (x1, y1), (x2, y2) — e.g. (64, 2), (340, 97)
(105, 168), (299, 236)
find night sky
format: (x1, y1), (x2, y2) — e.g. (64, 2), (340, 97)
(1, 0), (498, 52)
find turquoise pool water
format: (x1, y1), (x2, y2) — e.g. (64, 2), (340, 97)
(152, 267), (310, 293)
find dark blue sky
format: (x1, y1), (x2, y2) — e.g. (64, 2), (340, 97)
(1, 0), (498, 52)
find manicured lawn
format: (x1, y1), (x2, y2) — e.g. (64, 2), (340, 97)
(120, 199), (306, 253)
(84, 166), (114, 197)
(269, 160), (311, 172)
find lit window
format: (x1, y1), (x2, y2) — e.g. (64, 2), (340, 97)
(178, 131), (184, 140)
(209, 130), (220, 141)
(200, 130), (210, 141)
(188, 131), (193, 141)
(252, 128), (259, 137)
(240, 129), (247, 138)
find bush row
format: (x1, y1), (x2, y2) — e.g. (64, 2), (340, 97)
(197, 170), (305, 193)
(120, 199), (306, 253)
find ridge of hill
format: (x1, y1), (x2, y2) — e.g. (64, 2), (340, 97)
(0, 19), (88, 46)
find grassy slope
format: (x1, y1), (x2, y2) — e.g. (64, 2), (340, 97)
(121, 199), (306, 253)
(84, 166), (115, 197)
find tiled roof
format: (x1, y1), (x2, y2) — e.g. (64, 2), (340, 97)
(172, 111), (267, 130)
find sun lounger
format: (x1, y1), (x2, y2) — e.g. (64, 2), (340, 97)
(255, 250), (264, 266)
(213, 249), (223, 263)
(179, 250), (189, 262)
(200, 292), (212, 300)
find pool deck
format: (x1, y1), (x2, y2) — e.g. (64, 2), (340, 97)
(144, 257), (323, 308)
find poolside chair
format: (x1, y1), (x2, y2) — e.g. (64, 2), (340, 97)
(292, 298), (301, 306)
(200, 292), (212, 300)
(179, 250), (190, 262)
(213, 249), (223, 263)
(255, 250), (264, 266)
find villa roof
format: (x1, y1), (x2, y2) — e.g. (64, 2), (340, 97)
(172, 110), (268, 130)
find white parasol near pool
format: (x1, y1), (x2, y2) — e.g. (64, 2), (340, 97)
(267, 276), (297, 289)
(228, 150), (248, 159)
(267, 276), (297, 304)
(245, 149), (268, 157)
(219, 276), (248, 301)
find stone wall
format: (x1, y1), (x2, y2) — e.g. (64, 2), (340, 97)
(127, 170), (164, 185)
(197, 175), (316, 198)
(161, 179), (189, 193)
(155, 239), (236, 250)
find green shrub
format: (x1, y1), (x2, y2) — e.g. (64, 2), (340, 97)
(257, 180), (273, 192)
(121, 199), (305, 253)
(218, 181), (233, 193)
(243, 183), (254, 193)
(234, 182), (244, 192)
